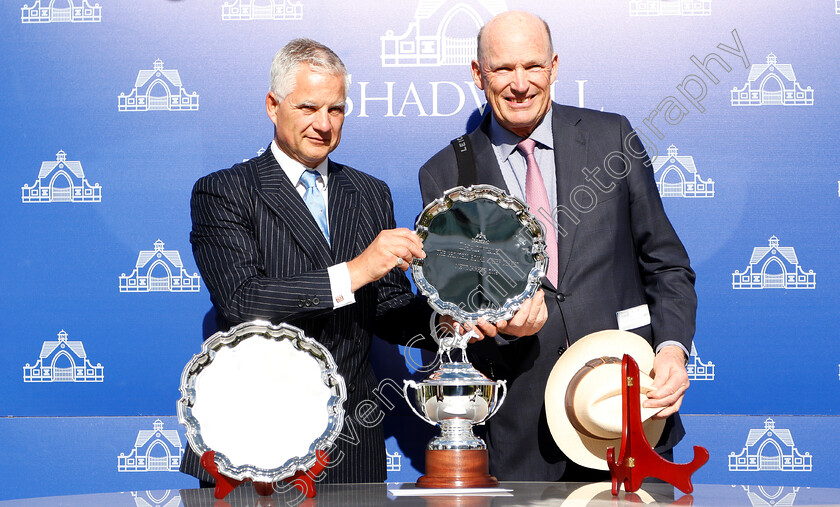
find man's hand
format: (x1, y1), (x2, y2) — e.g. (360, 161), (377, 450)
(493, 289), (547, 337)
(435, 290), (548, 345)
(644, 345), (689, 419)
(347, 228), (424, 291)
(437, 315), (489, 345)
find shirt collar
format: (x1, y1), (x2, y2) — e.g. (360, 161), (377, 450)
(488, 106), (554, 159)
(270, 139), (329, 186)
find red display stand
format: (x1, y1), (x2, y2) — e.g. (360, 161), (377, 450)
(200, 449), (329, 500)
(607, 354), (709, 495)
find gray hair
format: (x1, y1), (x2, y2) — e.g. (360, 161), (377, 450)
(269, 38), (350, 101)
(476, 13), (553, 64)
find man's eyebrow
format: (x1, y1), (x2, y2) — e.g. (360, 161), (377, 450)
(290, 100), (346, 109)
(291, 100), (317, 108)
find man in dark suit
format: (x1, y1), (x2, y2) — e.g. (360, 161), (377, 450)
(182, 38), (546, 487)
(419, 11), (697, 481)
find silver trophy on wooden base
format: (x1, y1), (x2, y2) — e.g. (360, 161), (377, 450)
(405, 185), (546, 488)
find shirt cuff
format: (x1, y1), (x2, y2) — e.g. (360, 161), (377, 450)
(327, 263), (355, 309)
(655, 340), (690, 363)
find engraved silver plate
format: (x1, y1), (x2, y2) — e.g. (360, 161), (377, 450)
(413, 185), (547, 323)
(177, 321), (346, 483)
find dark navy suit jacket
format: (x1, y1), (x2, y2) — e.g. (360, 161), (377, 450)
(419, 104), (697, 481)
(181, 147), (433, 484)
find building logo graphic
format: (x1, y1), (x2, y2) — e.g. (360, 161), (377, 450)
(23, 330), (103, 382)
(729, 418), (812, 471)
(652, 145), (715, 198)
(131, 490), (181, 507)
(243, 147), (266, 162)
(21, 0), (101, 23)
(21, 150), (102, 203)
(686, 343), (715, 381)
(732, 236), (816, 289)
(119, 59), (199, 112)
(731, 53), (814, 106)
(380, 0), (507, 67)
(118, 420), (184, 472)
(119, 239), (201, 292)
(629, 0), (711, 16)
(386, 450), (402, 472)
(222, 0), (302, 20)
(740, 485), (799, 507)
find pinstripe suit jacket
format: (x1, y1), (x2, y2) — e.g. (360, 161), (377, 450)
(181, 147), (433, 484)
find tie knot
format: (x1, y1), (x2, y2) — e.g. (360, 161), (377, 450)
(299, 169), (320, 189)
(517, 138), (537, 156)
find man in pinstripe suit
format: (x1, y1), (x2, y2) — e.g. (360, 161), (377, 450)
(182, 38), (548, 487)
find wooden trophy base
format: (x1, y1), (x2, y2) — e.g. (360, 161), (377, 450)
(416, 449), (499, 488)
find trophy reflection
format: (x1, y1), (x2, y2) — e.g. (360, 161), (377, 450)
(403, 329), (507, 488)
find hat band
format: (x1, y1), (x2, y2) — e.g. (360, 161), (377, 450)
(564, 356), (622, 441)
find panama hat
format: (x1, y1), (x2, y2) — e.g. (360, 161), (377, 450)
(544, 329), (666, 470)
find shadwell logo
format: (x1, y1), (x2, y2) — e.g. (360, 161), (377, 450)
(629, 0), (711, 16)
(729, 418), (812, 471)
(23, 330), (103, 382)
(732, 236), (815, 290)
(119, 240), (201, 292)
(731, 53), (814, 106)
(118, 420), (183, 472)
(21, 0), (101, 23)
(21, 150), (101, 203)
(651, 145), (714, 198)
(119, 59), (199, 112)
(380, 0), (507, 67)
(222, 0), (302, 21)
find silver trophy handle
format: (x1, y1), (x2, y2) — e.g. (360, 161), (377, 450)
(475, 379), (507, 425)
(403, 380), (437, 426)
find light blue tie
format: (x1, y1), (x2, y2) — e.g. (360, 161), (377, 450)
(299, 170), (330, 244)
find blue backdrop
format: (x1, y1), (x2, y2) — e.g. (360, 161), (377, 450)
(2, 0), (839, 500)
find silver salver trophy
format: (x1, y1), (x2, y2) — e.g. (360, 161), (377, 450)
(405, 184), (547, 488)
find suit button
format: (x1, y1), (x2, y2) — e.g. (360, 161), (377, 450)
(298, 300), (304, 308)
(557, 346), (566, 356)
(349, 383), (356, 393)
(305, 298), (312, 307)
(312, 297), (320, 305)
(556, 293), (566, 303)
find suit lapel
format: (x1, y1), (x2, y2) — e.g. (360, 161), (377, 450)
(255, 148), (334, 267)
(326, 161), (360, 262)
(552, 106), (588, 288)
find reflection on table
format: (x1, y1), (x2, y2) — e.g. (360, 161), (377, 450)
(1, 482), (838, 506)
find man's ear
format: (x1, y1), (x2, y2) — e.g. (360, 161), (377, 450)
(265, 91), (279, 123)
(471, 60), (485, 91)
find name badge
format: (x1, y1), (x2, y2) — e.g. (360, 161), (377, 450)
(616, 304), (650, 331)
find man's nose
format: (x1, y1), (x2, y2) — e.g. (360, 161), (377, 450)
(313, 109), (331, 132)
(510, 67), (529, 93)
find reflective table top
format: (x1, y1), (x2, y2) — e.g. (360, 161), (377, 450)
(1, 482), (838, 506)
